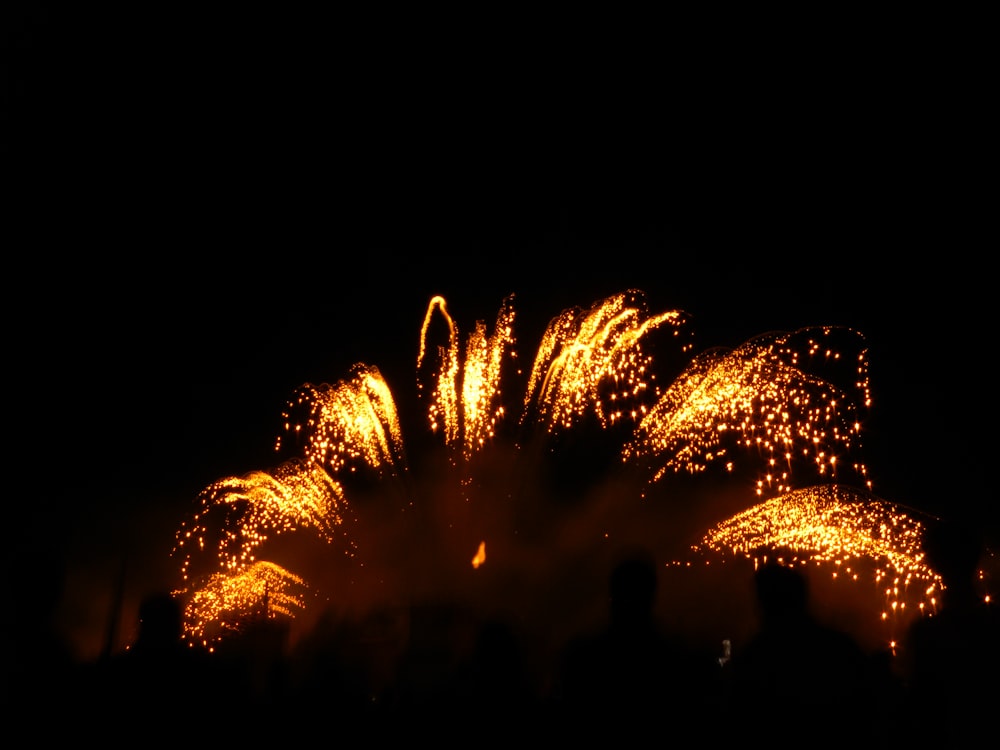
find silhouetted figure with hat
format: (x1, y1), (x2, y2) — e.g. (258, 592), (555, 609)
(724, 560), (879, 741)
(900, 517), (1000, 743)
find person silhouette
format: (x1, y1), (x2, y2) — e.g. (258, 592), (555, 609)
(97, 591), (223, 732)
(443, 615), (540, 740)
(900, 517), (999, 743)
(723, 560), (879, 740)
(554, 550), (716, 739)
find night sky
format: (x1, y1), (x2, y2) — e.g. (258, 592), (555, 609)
(7, 8), (994, 659)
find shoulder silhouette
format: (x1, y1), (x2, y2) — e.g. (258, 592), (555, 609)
(901, 518), (1000, 743)
(555, 551), (716, 738)
(724, 561), (879, 739)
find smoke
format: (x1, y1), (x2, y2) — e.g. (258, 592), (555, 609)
(245, 420), (774, 663)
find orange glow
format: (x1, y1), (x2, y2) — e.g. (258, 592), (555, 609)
(167, 290), (972, 649)
(471, 541), (486, 569)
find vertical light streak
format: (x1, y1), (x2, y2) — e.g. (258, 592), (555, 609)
(417, 294), (517, 458)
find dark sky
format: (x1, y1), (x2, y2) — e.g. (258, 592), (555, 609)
(7, 8), (994, 657)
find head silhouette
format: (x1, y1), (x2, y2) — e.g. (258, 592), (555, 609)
(753, 561), (809, 623)
(608, 553), (657, 626)
(134, 592), (183, 652)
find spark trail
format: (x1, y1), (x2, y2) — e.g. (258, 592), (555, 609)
(624, 327), (871, 496)
(688, 484), (939, 618)
(182, 562), (307, 649)
(522, 290), (691, 432)
(417, 294), (517, 459)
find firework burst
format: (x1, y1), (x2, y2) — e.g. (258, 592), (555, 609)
(169, 289), (968, 651)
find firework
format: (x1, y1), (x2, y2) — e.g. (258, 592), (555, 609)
(624, 326), (871, 495)
(179, 561), (307, 650)
(522, 290), (690, 432)
(168, 290), (952, 649)
(275, 363), (406, 477)
(689, 484), (938, 608)
(174, 457), (349, 586)
(417, 294), (517, 458)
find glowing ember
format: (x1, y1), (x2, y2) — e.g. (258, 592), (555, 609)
(179, 561), (307, 650)
(623, 327), (871, 494)
(418, 294), (517, 458)
(687, 484), (939, 613)
(694, 486), (926, 569)
(169, 289), (967, 650)
(275, 363), (406, 476)
(472, 541), (487, 569)
(174, 457), (351, 582)
(522, 291), (690, 432)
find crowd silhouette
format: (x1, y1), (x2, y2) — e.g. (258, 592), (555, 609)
(5, 520), (998, 743)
